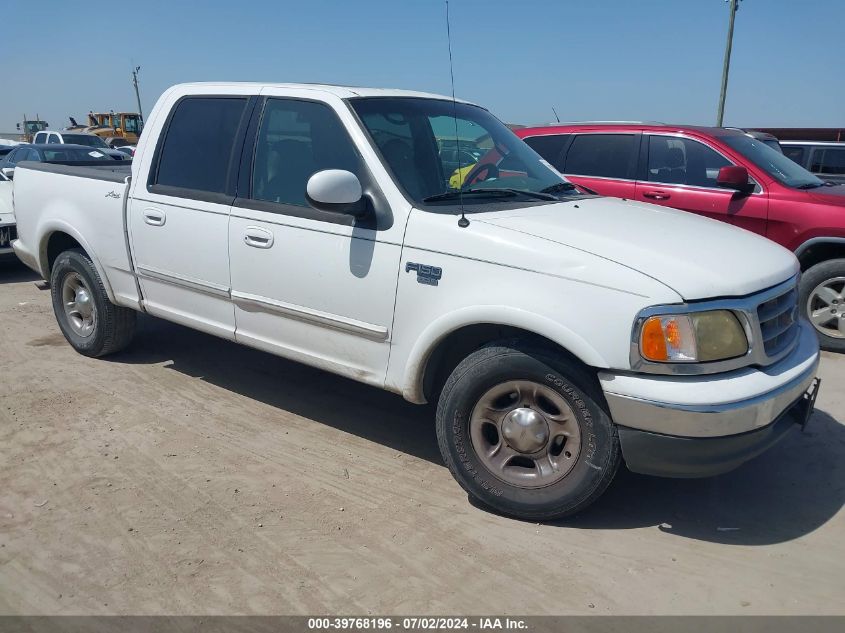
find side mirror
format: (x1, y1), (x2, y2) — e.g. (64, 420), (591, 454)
(717, 165), (754, 194)
(306, 169), (367, 216)
(1, 167), (14, 180)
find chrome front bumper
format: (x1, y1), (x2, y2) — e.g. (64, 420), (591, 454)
(600, 320), (820, 477)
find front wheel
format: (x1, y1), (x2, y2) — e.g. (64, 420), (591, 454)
(799, 259), (845, 353)
(436, 341), (621, 521)
(50, 248), (136, 357)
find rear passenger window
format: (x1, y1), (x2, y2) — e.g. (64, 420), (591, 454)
(251, 98), (359, 207)
(811, 148), (845, 175)
(153, 97), (248, 194)
(523, 134), (569, 169)
(564, 134), (636, 179)
(48, 134), (60, 144)
(783, 146), (806, 165)
(646, 136), (731, 188)
(34, 133), (46, 144)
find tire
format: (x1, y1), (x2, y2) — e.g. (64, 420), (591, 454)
(436, 340), (621, 521)
(799, 258), (845, 353)
(50, 248), (136, 357)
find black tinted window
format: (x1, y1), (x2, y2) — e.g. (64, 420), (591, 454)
(155, 97), (247, 193)
(811, 148), (845, 175)
(523, 134), (569, 169)
(564, 134), (636, 179)
(251, 99), (359, 206)
(783, 145), (806, 165)
(647, 136), (731, 187)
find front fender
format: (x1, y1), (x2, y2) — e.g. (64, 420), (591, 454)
(400, 305), (610, 404)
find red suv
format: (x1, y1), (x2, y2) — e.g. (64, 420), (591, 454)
(514, 123), (845, 351)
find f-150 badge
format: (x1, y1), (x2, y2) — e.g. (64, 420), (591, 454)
(406, 262), (442, 286)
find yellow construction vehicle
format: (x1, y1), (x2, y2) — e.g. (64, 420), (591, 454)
(16, 115), (49, 143)
(84, 111), (143, 145)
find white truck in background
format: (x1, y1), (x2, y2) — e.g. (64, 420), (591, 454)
(12, 82), (821, 520)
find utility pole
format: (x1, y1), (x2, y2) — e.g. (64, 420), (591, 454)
(716, 0), (741, 127)
(132, 66), (144, 123)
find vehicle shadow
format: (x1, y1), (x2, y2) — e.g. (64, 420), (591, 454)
(0, 258), (40, 283)
(562, 408), (845, 544)
(115, 315), (844, 544)
(114, 314), (441, 464)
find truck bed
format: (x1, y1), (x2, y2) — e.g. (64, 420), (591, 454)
(20, 160), (133, 182)
(12, 161), (140, 309)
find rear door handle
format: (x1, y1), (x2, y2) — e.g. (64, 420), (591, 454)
(244, 226), (274, 249)
(642, 190), (670, 200)
(143, 209), (166, 226)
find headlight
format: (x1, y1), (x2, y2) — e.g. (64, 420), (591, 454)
(639, 310), (748, 363)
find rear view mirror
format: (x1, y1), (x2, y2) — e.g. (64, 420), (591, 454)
(717, 165), (754, 194)
(306, 169), (367, 216)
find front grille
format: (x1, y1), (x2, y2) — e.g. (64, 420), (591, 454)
(0, 224), (16, 249)
(756, 284), (799, 357)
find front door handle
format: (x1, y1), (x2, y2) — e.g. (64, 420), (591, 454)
(244, 226), (274, 249)
(642, 190), (670, 200)
(143, 209), (166, 226)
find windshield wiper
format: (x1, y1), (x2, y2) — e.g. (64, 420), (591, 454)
(492, 188), (558, 201)
(795, 182), (825, 189)
(423, 188), (556, 203)
(540, 182), (598, 196)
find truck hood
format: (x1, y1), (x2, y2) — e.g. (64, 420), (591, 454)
(477, 197), (798, 300)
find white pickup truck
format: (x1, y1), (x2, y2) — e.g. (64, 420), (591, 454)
(12, 83), (821, 520)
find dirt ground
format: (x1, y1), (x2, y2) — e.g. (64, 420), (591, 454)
(1, 259), (844, 616)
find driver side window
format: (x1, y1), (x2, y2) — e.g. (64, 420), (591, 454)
(251, 98), (360, 208)
(647, 136), (731, 188)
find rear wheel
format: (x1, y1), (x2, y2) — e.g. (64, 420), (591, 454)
(50, 249), (136, 357)
(800, 259), (845, 353)
(436, 341), (621, 521)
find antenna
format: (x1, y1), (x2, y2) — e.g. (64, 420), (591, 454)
(445, 1), (469, 228)
(552, 106), (561, 123)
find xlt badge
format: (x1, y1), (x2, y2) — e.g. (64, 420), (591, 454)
(406, 262), (442, 286)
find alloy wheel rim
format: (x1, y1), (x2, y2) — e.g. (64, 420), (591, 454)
(469, 380), (582, 489)
(61, 272), (97, 338)
(807, 277), (845, 339)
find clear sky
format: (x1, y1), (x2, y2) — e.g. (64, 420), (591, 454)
(2, 0), (843, 133)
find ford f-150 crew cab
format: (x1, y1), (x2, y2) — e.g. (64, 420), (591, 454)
(12, 83), (821, 520)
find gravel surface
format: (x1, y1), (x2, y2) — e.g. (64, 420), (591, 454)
(1, 259), (843, 615)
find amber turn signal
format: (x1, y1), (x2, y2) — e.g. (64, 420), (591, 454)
(641, 316), (669, 361)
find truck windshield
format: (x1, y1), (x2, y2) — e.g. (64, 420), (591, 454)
(350, 97), (576, 205)
(723, 134), (825, 189)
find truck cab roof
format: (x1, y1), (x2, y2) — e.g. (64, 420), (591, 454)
(171, 81), (471, 103)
